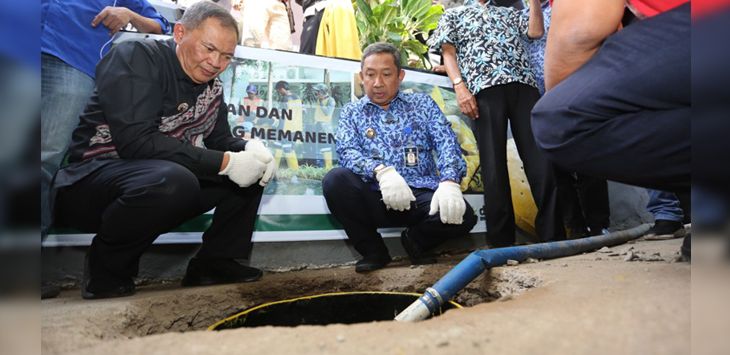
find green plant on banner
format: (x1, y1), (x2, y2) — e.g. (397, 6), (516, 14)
(354, 0), (444, 69)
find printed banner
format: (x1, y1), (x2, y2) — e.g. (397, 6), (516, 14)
(43, 39), (488, 247)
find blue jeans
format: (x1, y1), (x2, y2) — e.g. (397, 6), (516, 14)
(647, 189), (683, 222)
(41, 53), (95, 235)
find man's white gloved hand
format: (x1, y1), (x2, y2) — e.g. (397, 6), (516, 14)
(429, 181), (466, 224)
(219, 150), (272, 187)
(376, 166), (416, 211)
(245, 139), (277, 186)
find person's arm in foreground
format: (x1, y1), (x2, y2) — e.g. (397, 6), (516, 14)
(544, 0), (624, 90)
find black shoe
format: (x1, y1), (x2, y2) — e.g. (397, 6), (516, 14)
(355, 254), (392, 273)
(181, 258), (263, 287)
(645, 220), (686, 240)
(81, 255), (135, 300)
(400, 230), (437, 265)
(41, 284), (60, 300)
(82, 280), (135, 300)
(567, 226), (590, 239)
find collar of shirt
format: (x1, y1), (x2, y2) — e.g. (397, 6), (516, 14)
(361, 90), (408, 112)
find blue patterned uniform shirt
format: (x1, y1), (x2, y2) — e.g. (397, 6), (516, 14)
(336, 91), (466, 190)
(428, 4), (538, 95)
(522, 3), (551, 95)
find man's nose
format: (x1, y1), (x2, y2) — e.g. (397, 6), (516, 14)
(208, 52), (222, 69)
(374, 76), (384, 87)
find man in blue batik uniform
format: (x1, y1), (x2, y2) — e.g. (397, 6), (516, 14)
(322, 42), (478, 273)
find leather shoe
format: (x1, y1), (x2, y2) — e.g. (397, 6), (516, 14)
(181, 258), (263, 287)
(400, 230), (437, 265)
(81, 254), (135, 300)
(355, 254), (392, 273)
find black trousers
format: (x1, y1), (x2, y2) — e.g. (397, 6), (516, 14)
(322, 168), (478, 257)
(555, 169), (610, 233)
(55, 159), (264, 286)
(532, 4), (690, 193)
(299, 10), (324, 55)
(474, 83), (565, 246)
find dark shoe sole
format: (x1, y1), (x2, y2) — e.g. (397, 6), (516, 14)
(82, 284), (135, 300)
(644, 227), (687, 240)
(181, 270), (263, 287)
(354, 255), (391, 273)
(355, 262), (389, 273)
(41, 284), (61, 300)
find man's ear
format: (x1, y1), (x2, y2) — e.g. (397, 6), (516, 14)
(173, 23), (185, 43)
(398, 69), (406, 83)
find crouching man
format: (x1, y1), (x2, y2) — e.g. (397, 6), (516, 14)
(53, 1), (276, 299)
(322, 42), (477, 273)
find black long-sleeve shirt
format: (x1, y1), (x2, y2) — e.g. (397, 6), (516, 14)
(60, 38), (245, 185)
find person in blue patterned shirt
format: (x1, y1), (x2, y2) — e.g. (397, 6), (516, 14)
(322, 42), (478, 273)
(429, 0), (564, 247)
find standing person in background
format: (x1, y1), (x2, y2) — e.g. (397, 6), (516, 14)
(236, 0), (292, 50)
(521, 1), (610, 238)
(323, 42), (477, 273)
(315, 0), (361, 60)
(296, 0), (328, 54)
(429, 0), (565, 247)
(41, 0), (171, 238)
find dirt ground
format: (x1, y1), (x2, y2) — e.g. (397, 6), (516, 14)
(42, 237), (690, 355)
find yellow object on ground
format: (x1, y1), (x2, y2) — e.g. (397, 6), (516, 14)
(507, 138), (537, 236)
(315, 0), (362, 60)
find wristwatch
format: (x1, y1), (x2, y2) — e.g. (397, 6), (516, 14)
(452, 77), (464, 87)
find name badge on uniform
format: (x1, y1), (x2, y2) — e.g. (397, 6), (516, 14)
(404, 146), (419, 167)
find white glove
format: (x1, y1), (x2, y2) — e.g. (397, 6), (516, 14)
(376, 166), (416, 211)
(245, 139), (277, 186)
(219, 150), (271, 187)
(429, 181), (466, 224)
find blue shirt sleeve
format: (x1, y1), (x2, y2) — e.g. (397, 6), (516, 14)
(126, 0), (171, 34)
(423, 96), (466, 183)
(335, 103), (381, 180)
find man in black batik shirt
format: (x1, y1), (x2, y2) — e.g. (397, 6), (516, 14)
(54, 1), (276, 299)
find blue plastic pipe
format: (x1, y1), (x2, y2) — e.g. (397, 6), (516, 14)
(394, 223), (651, 322)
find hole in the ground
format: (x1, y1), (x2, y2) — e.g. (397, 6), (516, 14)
(115, 268), (541, 336)
(209, 291), (461, 329)
(44, 263), (542, 354)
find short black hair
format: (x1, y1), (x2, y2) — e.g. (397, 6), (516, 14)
(179, 1), (240, 42)
(361, 42), (402, 71)
(275, 80), (289, 91)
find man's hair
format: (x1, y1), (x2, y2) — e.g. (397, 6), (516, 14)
(361, 42), (402, 71)
(275, 80), (289, 91)
(179, 1), (240, 42)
